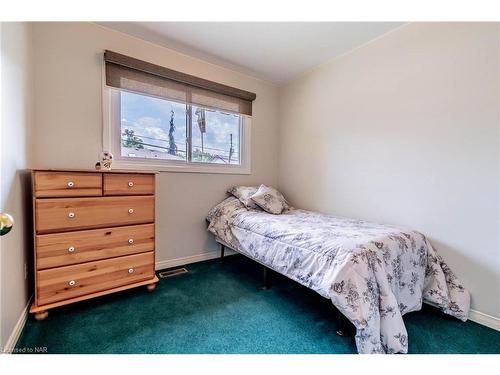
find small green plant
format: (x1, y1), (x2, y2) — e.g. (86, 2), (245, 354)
(192, 148), (216, 162)
(122, 129), (144, 149)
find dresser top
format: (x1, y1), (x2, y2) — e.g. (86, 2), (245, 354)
(32, 168), (159, 174)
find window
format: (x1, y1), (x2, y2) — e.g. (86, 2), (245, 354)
(116, 90), (242, 166)
(191, 105), (241, 165)
(102, 50), (254, 174)
(120, 91), (188, 162)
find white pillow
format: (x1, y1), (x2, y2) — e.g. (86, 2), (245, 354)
(250, 184), (289, 214)
(227, 186), (261, 210)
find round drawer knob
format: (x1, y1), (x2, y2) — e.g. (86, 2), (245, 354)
(68, 212), (75, 219)
(68, 246), (75, 253)
(128, 208), (134, 214)
(128, 181), (134, 187)
(128, 268), (134, 274)
(67, 181), (74, 188)
(128, 239), (134, 245)
(68, 280), (76, 286)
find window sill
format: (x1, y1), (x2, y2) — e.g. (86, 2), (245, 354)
(112, 160), (251, 175)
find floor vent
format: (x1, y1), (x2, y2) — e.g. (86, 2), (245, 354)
(158, 267), (188, 279)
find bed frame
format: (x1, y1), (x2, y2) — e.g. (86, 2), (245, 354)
(217, 240), (355, 337)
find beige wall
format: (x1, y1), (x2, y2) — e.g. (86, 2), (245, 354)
(279, 23), (500, 318)
(0, 22), (33, 350)
(32, 22), (280, 267)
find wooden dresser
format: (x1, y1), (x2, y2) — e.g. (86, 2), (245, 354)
(30, 169), (159, 320)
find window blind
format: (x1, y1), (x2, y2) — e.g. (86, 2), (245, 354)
(104, 50), (256, 116)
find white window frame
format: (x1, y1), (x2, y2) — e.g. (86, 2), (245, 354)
(102, 84), (251, 175)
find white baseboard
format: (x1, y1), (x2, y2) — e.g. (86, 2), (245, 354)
(155, 248), (236, 271)
(469, 309), (500, 331)
(2, 297), (31, 353)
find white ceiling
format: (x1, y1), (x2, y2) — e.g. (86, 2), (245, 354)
(99, 22), (404, 84)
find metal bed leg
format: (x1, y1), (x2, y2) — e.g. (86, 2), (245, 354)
(220, 243), (225, 263)
(261, 266), (270, 290)
(336, 311), (352, 337)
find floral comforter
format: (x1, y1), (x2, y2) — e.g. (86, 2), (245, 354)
(206, 197), (470, 354)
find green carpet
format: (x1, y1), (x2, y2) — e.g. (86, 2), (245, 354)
(15, 255), (500, 354)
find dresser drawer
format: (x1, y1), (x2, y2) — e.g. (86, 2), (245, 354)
(35, 196), (155, 234)
(37, 252), (155, 306)
(36, 224), (155, 269)
(35, 171), (102, 198)
(104, 173), (155, 196)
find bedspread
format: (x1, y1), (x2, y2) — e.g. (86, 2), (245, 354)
(207, 197), (470, 354)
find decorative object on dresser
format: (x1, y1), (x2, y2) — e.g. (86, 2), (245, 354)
(30, 169), (159, 321)
(95, 151), (113, 170)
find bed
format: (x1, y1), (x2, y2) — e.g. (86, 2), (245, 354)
(207, 196), (470, 354)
